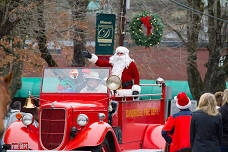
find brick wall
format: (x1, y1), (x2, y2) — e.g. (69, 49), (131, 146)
(23, 46), (209, 81)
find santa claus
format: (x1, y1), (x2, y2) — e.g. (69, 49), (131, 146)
(82, 46), (141, 96)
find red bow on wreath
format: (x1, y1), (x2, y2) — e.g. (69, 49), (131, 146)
(141, 16), (152, 38)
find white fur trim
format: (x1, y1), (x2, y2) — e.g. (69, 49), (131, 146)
(116, 89), (132, 97)
(174, 96), (191, 109)
(132, 85), (141, 93)
(88, 54), (98, 64)
(115, 46), (129, 54)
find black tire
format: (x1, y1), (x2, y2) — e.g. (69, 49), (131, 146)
(90, 137), (111, 152)
(73, 134), (115, 152)
(113, 127), (122, 144)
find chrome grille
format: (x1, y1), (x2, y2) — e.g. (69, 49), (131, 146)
(40, 108), (65, 150)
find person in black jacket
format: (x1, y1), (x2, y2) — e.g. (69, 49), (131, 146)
(190, 93), (223, 152)
(219, 89), (228, 152)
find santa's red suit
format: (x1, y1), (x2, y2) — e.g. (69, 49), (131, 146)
(88, 46), (141, 94)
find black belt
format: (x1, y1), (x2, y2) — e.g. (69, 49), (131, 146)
(122, 81), (133, 88)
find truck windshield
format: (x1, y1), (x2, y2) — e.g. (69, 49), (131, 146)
(41, 68), (110, 93)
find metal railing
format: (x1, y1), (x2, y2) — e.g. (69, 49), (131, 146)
(116, 83), (165, 101)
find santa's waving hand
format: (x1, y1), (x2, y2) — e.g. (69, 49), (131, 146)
(82, 46), (141, 96)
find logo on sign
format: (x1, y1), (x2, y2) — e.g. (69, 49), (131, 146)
(70, 69), (78, 79)
(97, 26), (113, 44)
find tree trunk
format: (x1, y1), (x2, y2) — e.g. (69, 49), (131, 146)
(72, 27), (86, 67)
(69, 0), (89, 67)
(203, 0), (226, 93)
(186, 0), (227, 100)
(9, 58), (23, 98)
(0, 1), (20, 37)
(186, 0), (204, 100)
(36, 0), (57, 67)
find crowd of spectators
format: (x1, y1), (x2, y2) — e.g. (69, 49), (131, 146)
(162, 89), (228, 152)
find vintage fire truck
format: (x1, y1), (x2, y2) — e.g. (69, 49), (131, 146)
(3, 67), (168, 151)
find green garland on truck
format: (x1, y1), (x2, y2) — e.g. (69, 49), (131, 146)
(129, 11), (164, 47)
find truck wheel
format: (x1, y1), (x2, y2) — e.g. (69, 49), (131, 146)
(91, 137), (111, 152)
(113, 127), (122, 144)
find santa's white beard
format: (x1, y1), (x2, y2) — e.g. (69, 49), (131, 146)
(109, 54), (133, 79)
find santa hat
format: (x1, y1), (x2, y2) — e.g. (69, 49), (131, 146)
(115, 46), (129, 54)
(174, 92), (191, 109)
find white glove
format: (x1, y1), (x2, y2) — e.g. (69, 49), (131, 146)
(116, 89), (132, 97)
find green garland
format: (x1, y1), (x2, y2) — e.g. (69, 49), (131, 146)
(129, 11), (164, 47)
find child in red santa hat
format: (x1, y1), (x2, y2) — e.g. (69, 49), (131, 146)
(82, 46), (141, 96)
(162, 92), (192, 152)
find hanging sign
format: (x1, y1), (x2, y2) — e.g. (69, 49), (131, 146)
(95, 13), (116, 55)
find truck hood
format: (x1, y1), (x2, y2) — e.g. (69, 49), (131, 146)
(40, 100), (108, 111)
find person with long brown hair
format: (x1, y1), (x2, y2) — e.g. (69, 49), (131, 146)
(219, 89), (228, 152)
(215, 91), (224, 108)
(190, 93), (223, 152)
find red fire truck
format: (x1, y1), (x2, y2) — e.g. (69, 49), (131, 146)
(3, 67), (167, 151)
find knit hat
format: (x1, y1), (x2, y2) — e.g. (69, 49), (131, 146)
(174, 92), (191, 109)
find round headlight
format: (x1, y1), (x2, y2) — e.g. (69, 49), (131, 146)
(106, 75), (121, 90)
(22, 113), (34, 126)
(77, 114), (88, 126)
(156, 77), (165, 85)
(98, 113), (106, 122)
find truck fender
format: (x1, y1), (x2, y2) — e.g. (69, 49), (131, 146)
(64, 122), (121, 151)
(4, 121), (39, 150)
(142, 124), (166, 150)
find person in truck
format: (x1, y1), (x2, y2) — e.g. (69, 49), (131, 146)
(162, 92), (192, 152)
(80, 71), (107, 93)
(82, 46), (141, 96)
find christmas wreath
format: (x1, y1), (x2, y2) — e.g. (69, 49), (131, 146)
(129, 11), (164, 47)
